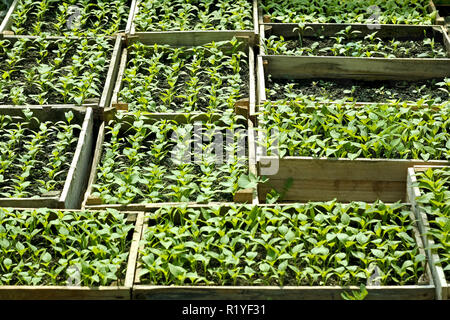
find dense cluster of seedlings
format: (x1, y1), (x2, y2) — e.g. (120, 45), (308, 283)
(0, 36), (113, 106)
(266, 77), (450, 104)
(10, 0), (130, 36)
(91, 114), (248, 204)
(261, 0), (435, 24)
(258, 101), (450, 160)
(415, 167), (450, 280)
(119, 38), (248, 113)
(264, 28), (448, 58)
(0, 208), (133, 286)
(0, 110), (80, 198)
(134, 0), (253, 31)
(139, 202), (426, 286)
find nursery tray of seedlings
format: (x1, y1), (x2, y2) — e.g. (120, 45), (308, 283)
(0, 0), (137, 36)
(111, 36), (255, 119)
(259, 24), (450, 81)
(130, 0), (258, 45)
(407, 165), (450, 300)
(82, 112), (258, 211)
(0, 106), (94, 209)
(0, 34), (122, 111)
(259, 0), (437, 25)
(256, 101), (450, 203)
(0, 207), (144, 300)
(256, 55), (450, 109)
(132, 202), (435, 300)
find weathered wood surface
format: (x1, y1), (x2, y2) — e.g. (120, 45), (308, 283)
(99, 35), (122, 110)
(132, 285), (434, 300)
(407, 166), (449, 300)
(83, 114), (252, 210)
(59, 108), (94, 209)
(261, 55), (450, 81)
(0, 0), (18, 34)
(257, 157), (450, 203)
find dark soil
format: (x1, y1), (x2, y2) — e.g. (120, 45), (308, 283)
(267, 77), (450, 103)
(280, 37), (449, 58)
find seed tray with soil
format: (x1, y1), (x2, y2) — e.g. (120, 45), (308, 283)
(0, 107), (94, 209)
(132, 202), (435, 300)
(265, 76), (450, 104)
(83, 113), (256, 210)
(0, 0), (135, 36)
(0, 35), (121, 109)
(112, 37), (255, 118)
(259, 24), (450, 81)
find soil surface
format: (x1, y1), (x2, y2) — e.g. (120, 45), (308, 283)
(276, 37), (449, 58)
(267, 78), (450, 103)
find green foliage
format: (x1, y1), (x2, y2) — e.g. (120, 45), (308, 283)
(135, 0), (253, 31)
(0, 36), (112, 105)
(119, 39), (248, 113)
(261, 0), (435, 24)
(0, 208), (133, 286)
(416, 167), (450, 280)
(0, 110), (80, 198)
(258, 101), (450, 160)
(11, 0), (130, 36)
(341, 284), (368, 300)
(91, 114), (249, 204)
(139, 202), (426, 286)
(264, 28), (448, 58)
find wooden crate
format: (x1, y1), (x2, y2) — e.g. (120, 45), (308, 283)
(0, 209), (144, 300)
(111, 35), (256, 118)
(0, 34), (122, 112)
(257, 157), (449, 203)
(258, 24), (450, 81)
(0, 0), (137, 36)
(132, 204), (435, 300)
(255, 53), (448, 112)
(407, 165), (450, 300)
(82, 115), (258, 211)
(0, 106), (94, 209)
(129, 0), (259, 44)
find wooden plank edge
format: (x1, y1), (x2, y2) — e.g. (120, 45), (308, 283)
(59, 108), (94, 209)
(111, 48), (128, 107)
(99, 35), (122, 109)
(125, 212), (145, 289)
(81, 121), (106, 209)
(0, 0), (19, 34)
(124, 0), (138, 35)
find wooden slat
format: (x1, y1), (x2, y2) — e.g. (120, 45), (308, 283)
(0, 287), (130, 300)
(125, 0), (138, 35)
(99, 35), (122, 109)
(248, 46), (256, 118)
(125, 212), (145, 288)
(407, 167), (449, 300)
(132, 285), (434, 300)
(134, 31), (256, 47)
(258, 157), (450, 181)
(59, 108), (94, 209)
(256, 55), (267, 105)
(263, 55), (450, 80)
(82, 122), (106, 209)
(0, 0), (19, 34)
(252, 0), (259, 36)
(430, 0), (446, 25)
